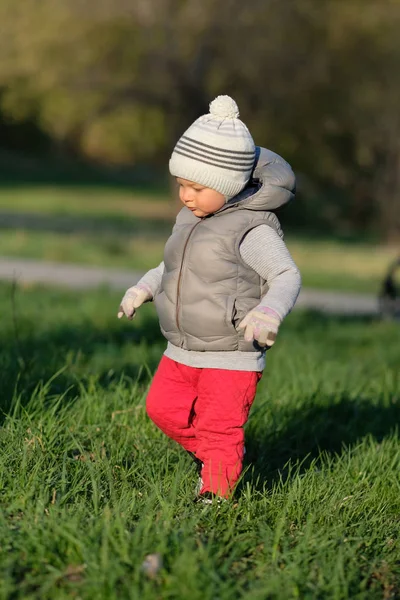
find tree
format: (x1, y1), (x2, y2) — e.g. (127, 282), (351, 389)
(0, 0), (399, 238)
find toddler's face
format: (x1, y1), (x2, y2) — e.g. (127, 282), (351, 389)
(177, 178), (226, 218)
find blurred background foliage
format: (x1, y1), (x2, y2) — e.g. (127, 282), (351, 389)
(0, 0), (399, 239)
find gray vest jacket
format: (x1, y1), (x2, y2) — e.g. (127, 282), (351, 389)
(154, 147), (295, 352)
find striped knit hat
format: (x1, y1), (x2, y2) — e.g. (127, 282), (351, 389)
(169, 95), (256, 198)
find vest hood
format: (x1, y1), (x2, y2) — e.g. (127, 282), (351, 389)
(224, 146), (295, 213)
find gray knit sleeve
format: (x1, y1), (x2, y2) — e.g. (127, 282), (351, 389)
(136, 261), (165, 298)
(239, 225), (301, 319)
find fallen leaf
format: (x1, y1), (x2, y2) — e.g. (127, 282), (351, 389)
(141, 553), (163, 579)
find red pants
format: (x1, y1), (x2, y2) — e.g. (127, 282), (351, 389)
(146, 356), (262, 497)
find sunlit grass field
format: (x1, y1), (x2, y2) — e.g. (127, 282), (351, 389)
(1, 184), (399, 292)
(0, 184), (171, 219)
(1, 281), (399, 599)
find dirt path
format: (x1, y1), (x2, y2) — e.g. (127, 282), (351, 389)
(0, 256), (379, 315)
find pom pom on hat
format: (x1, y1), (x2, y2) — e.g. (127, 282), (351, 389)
(169, 94), (255, 198)
(209, 95), (240, 119)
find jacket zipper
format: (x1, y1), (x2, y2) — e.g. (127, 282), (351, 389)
(176, 220), (202, 342)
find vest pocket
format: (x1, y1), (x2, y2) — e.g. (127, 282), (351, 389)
(225, 295), (237, 329)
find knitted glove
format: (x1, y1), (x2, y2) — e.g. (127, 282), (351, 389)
(117, 283), (153, 320)
(238, 306), (281, 347)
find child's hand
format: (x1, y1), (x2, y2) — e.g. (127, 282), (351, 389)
(117, 284), (153, 320)
(238, 306), (281, 347)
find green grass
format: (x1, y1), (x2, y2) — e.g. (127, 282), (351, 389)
(0, 185), (171, 219)
(0, 282), (399, 599)
(1, 183), (399, 294)
(288, 238), (400, 295)
(1, 183), (399, 293)
(2, 227), (398, 294)
(1, 229), (167, 272)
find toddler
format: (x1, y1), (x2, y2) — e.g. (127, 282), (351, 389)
(118, 96), (301, 502)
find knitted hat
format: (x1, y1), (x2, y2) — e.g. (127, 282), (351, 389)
(169, 95), (256, 197)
